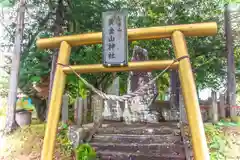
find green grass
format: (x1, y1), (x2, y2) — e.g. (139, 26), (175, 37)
(0, 121), (45, 159)
(0, 105), (6, 117)
(184, 120), (240, 160)
(204, 124), (227, 160)
(0, 121), (73, 160)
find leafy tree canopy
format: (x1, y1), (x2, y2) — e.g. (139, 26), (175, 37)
(1, 0), (240, 117)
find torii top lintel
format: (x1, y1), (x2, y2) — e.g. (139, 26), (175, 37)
(36, 22), (217, 49)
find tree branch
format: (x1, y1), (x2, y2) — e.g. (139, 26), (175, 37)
(21, 11), (53, 58)
(0, 19), (15, 40)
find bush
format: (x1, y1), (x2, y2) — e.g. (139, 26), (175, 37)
(75, 143), (97, 160)
(56, 123), (73, 157)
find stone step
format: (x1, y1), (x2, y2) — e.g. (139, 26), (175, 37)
(101, 121), (179, 128)
(97, 126), (180, 136)
(92, 134), (183, 145)
(91, 142), (185, 157)
(97, 122), (180, 135)
(89, 121), (185, 159)
(95, 148), (186, 160)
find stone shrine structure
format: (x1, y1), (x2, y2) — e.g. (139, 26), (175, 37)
(103, 77), (122, 121)
(125, 46), (159, 123)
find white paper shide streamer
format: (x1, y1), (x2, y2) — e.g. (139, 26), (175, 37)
(115, 101), (122, 118)
(123, 100), (131, 124)
(103, 100), (111, 117)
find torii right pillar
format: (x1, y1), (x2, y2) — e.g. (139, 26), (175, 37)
(172, 31), (210, 160)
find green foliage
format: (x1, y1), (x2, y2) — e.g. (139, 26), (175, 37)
(66, 75), (88, 103)
(135, 0), (227, 90)
(3, 0), (237, 111)
(204, 124), (228, 160)
(56, 123), (73, 157)
(235, 47), (240, 76)
(218, 118), (240, 126)
(0, 0), (15, 7)
(75, 143), (97, 160)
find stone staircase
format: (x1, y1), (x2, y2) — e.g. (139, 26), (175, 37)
(90, 121), (186, 160)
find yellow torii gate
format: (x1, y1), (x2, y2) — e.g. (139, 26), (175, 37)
(36, 22), (217, 160)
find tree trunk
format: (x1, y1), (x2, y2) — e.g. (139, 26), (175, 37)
(219, 94), (226, 119)
(5, 0), (25, 132)
(32, 97), (47, 121)
(225, 4), (236, 117)
(170, 70), (180, 109)
(46, 0), (64, 120)
(211, 91), (218, 123)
